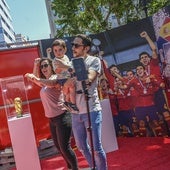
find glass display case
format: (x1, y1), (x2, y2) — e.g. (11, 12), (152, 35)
(0, 75), (30, 120)
(0, 75), (41, 170)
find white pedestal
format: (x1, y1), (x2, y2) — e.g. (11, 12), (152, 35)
(8, 114), (41, 170)
(101, 99), (118, 153)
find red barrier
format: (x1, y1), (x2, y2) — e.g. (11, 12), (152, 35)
(0, 46), (50, 149)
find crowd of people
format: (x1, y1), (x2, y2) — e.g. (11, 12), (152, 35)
(98, 31), (170, 137)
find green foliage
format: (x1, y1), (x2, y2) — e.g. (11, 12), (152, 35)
(51, 0), (170, 38)
(147, 0), (170, 15)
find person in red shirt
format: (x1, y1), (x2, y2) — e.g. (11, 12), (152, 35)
(114, 77), (134, 136)
(139, 31), (166, 114)
(139, 31), (163, 85)
(124, 70), (138, 110)
(126, 64), (160, 136)
(98, 78), (114, 100)
(100, 63), (123, 136)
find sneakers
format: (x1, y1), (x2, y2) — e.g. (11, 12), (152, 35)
(63, 101), (79, 113)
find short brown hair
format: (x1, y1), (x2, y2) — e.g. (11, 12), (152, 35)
(52, 39), (67, 49)
(75, 34), (92, 47)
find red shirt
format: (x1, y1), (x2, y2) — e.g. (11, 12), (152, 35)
(101, 60), (115, 91)
(146, 58), (163, 84)
(108, 93), (118, 115)
(128, 76), (160, 107)
(101, 60), (118, 115)
(115, 89), (131, 111)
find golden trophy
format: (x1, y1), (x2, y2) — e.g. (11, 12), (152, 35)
(14, 97), (23, 118)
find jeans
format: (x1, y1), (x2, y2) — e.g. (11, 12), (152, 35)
(72, 111), (107, 170)
(49, 111), (78, 170)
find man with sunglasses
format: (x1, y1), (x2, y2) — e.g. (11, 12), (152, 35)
(69, 34), (108, 170)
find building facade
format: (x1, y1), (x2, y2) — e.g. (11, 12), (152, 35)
(0, 0), (15, 47)
(45, 0), (56, 38)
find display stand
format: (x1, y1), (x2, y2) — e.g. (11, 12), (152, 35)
(0, 75), (41, 170)
(101, 99), (118, 153)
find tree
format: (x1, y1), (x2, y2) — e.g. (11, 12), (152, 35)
(51, 0), (170, 38)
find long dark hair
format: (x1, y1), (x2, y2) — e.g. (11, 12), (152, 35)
(39, 58), (55, 79)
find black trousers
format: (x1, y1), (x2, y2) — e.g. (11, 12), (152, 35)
(49, 111), (78, 170)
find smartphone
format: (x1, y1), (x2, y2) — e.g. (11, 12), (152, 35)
(72, 57), (88, 81)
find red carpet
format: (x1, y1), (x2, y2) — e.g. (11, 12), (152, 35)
(12, 137), (170, 170)
(41, 150), (88, 170)
(41, 137), (170, 170)
(107, 137), (170, 170)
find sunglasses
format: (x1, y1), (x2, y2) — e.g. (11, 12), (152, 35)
(71, 42), (84, 48)
(40, 63), (49, 69)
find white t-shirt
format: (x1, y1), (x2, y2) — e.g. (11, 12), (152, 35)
(75, 55), (102, 114)
(53, 55), (71, 79)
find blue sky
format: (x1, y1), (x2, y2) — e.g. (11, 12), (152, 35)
(7, 0), (51, 41)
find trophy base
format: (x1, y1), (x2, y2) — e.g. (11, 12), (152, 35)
(16, 114), (23, 118)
